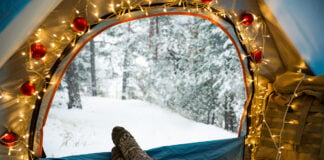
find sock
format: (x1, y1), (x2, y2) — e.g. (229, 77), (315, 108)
(112, 126), (153, 160)
(111, 146), (125, 160)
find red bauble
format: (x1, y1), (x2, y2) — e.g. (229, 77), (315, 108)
(0, 132), (17, 147)
(241, 13), (254, 26)
(252, 50), (263, 63)
(72, 17), (88, 32)
(201, 0), (213, 4)
(20, 82), (35, 96)
(31, 43), (46, 60)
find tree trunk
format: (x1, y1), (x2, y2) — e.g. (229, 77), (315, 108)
(224, 96), (230, 131)
(90, 40), (97, 96)
(207, 110), (210, 124)
(122, 22), (131, 100)
(149, 17), (155, 49)
(121, 53), (130, 100)
(155, 17), (159, 61)
(149, 17), (159, 61)
(211, 113), (215, 125)
(66, 60), (82, 109)
(224, 95), (237, 132)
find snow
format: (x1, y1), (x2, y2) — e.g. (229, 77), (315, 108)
(66, 15), (246, 132)
(43, 96), (237, 157)
(44, 15), (246, 158)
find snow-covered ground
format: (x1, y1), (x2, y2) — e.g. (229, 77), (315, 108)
(43, 97), (237, 157)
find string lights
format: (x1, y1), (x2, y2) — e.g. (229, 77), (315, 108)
(261, 74), (306, 160)
(236, 7), (309, 160)
(0, 0), (287, 159)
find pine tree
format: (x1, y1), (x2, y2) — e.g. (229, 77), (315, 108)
(63, 15), (245, 131)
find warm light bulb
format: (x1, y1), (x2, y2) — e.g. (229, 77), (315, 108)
(94, 12), (99, 17)
(288, 120), (299, 124)
(50, 43), (56, 48)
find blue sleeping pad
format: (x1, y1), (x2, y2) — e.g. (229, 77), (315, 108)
(43, 137), (243, 160)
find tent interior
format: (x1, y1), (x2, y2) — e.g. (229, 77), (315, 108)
(0, 0), (323, 160)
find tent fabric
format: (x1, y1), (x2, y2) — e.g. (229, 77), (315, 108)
(0, 0), (62, 68)
(255, 72), (324, 159)
(264, 0), (324, 75)
(0, 0), (30, 32)
(0, 0), (323, 159)
(42, 137), (244, 160)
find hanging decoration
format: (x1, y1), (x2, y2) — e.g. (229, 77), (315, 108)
(30, 43), (46, 60)
(252, 50), (262, 63)
(20, 82), (35, 96)
(71, 17), (88, 32)
(0, 132), (18, 147)
(0, 0), (275, 159)
(240, 13), (254, 26)
(201, 0), (213, 4)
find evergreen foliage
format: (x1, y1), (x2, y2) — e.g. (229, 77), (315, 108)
(60, 15), (245, 132)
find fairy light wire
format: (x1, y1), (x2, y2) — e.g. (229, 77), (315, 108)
(2, 0), (265, 159)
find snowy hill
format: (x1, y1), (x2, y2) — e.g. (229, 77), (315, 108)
(43, 97), (237, 157)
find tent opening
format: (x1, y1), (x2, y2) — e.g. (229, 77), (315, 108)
(43, 15), (246, 157)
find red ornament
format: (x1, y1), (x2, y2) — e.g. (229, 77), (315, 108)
(252, 50), (263, 63)
(0, 132), (17, 147)
(201, 0), (213, 4)
(20, 82), (35, 96)
(72, 17), (88, 32)
(241, 13), (254, 26)
(31, 43), (46, 60)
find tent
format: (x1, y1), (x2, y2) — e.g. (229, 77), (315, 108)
(0, 0), (323, 159)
